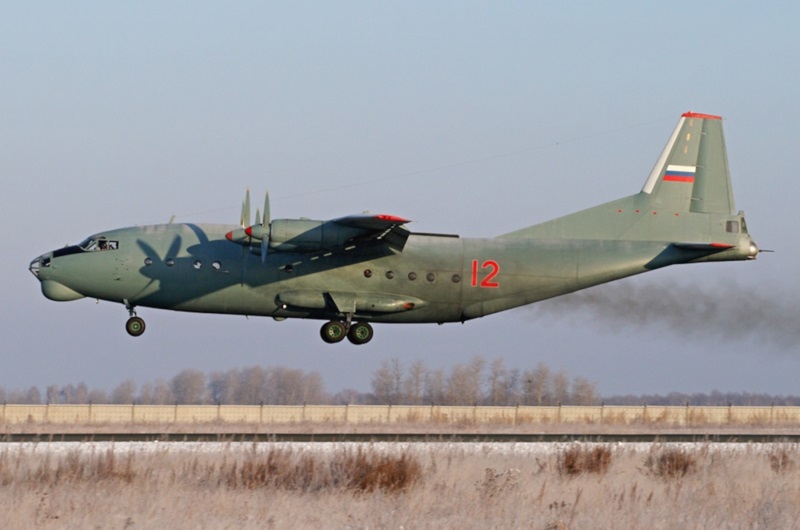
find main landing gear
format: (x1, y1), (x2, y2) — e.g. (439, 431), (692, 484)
(320, 320), (374, 345)
(124, 300), (146, 337)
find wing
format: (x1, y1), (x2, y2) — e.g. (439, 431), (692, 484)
(332, 214), (411, 251)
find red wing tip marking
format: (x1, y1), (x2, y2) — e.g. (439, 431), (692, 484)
(225, 231), (233, 241)
(710, 243), (735, 249)
(245, 226), (253, 236)
(682, 111), (722, 120)
(375, 214), (410, 223)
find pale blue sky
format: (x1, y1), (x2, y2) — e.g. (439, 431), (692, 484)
(3, 2), (799, 397)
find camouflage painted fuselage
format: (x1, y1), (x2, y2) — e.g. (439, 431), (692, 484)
(30, 112), (759, 341)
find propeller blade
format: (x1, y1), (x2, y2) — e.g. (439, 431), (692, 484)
(261, 190), (270, 263)
(240, 189), (251, 228)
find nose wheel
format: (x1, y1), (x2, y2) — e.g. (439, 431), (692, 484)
(124, 300), (146, 337)
(126, 316), (146, 337)
(320, 320), (374, 345)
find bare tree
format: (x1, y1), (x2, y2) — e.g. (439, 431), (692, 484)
(138, 382), (154, 404)
(299, 371), (326, 404)
(446, 356), (485, 405)
(235, 366), (267, 404)
(506, 368), (521, 405)
(524, 363), (551, 405)
(45, 385), (60, 404)
(553, 370), (570, 405)
(371, 360), (399, 404)
(150, 379), (173, 404)
(74, 382), (89, 404)
(171, 370), (207, 404)
(111, 379), (137, 404)
(487, 358), (508, 405)
(88, 388), (108, 404)
(331, 388), (362, 405)
(570, 376), (598, 405)
(403, 360), (427, 405)
(208, 369), (239, 404)
(424, 368), (446, 405)
(25, 386), (42, 404)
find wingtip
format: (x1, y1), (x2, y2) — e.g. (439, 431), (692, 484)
(375, 214), (411, 224)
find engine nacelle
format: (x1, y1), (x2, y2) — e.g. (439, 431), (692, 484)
(268, 219), (368, 252)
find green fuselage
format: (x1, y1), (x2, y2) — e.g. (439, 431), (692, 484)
(31, 218), (754, 325)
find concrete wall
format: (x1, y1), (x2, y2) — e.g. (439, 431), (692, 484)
(2, 404), (799, 426)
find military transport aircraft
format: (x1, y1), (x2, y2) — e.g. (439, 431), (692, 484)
(30, 112), (759, 345)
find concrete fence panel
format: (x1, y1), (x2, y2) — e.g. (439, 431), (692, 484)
(3, 404), (800, 427)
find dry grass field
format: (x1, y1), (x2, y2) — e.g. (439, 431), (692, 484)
(2, 441), (799, 529)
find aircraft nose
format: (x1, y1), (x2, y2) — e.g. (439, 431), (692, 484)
(29, 253), (52, 279)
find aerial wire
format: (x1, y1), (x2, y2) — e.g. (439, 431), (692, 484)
(172, 115), (673, 221)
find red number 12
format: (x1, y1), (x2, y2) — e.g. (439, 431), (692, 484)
(471, 260), (500, 288)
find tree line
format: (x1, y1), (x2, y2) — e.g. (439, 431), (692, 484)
(368, 357), (599, 406)
(0, 366), (325, 406)
(1, 358), (798, 406)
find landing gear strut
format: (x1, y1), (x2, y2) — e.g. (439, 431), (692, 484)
(124, 300), (146, 337)
(319, 319), (374, 345)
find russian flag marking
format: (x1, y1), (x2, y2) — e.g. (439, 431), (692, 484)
(663, 164), (696, 183)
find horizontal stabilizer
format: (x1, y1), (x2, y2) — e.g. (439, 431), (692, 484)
(672, 242), (735, 251)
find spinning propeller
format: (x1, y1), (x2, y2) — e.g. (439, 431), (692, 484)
(226, 189), (271, 263)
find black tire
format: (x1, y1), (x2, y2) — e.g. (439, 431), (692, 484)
(320, 321), (346, 343)
(347, 321), (374, 345)
(125, 316), (146, 337)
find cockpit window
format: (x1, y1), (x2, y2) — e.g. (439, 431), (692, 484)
(80, 237), (119, 251)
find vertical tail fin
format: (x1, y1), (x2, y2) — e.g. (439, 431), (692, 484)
(641, 112), (735, 214)
(501, 111), (756, 259)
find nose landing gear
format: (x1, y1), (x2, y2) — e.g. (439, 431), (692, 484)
(320, 319), (374, 345)
(124, 300), (146, 337)
(126, 316), (146, 337)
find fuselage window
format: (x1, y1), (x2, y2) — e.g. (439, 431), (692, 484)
(193, 260), (203, 270)
(212, 261), (222, 271)
(144, 258), (153, 266)
(166, 258), (175, 267)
